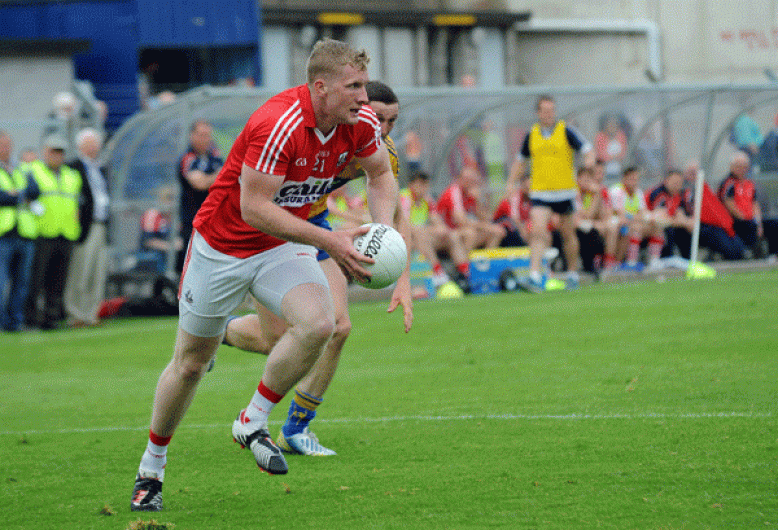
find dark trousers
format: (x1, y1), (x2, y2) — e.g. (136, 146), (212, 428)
(732, 219), (760, 250)
(664, 227), (691, 259)
(576, 228), (605, 273)
(671, 224), (745, 261)
(0, 235), (36, 331)
(25, 236), (73, 328)
(764, 219), (778, 255)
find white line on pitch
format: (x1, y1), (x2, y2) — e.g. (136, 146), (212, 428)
(0, 411), (771, 436)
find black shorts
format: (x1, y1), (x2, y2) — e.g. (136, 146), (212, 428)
(530, 197), (575, 216)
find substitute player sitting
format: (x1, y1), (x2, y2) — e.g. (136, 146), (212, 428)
(400, 171), (472, 288)
(220, 80), (413, 458)
(608, 165), (664, 270)
(131, 40), (405, 511)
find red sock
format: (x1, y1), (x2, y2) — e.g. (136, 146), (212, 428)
(627, 237), (641, 264)
(258, 380), (283, 403)
(456, 262), (470, 277)
(432, 263), (444, 276)
(648, 237), (664, 260)
(149, 429), (172, 447)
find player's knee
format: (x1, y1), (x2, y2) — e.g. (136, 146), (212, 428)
(176, 355), (211, 381)
(298, 312), (336, 347)
(332, 315), (352, 342)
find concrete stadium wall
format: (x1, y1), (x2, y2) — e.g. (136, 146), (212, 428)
(0, 55), (73, 157)
(506, 0), (778, 85)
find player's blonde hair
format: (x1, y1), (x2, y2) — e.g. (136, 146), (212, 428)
(306, 38), (369, 84)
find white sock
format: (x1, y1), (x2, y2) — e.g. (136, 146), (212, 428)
(530, 270), (543, 283)
(244, 390), (277, 426)
(139, 440), (167, 481)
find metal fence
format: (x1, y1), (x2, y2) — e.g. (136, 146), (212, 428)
(105, 83), (778, 273)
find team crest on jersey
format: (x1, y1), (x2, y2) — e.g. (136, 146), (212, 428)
(337, 151), (349, 166)
(274, 176), (332, 207)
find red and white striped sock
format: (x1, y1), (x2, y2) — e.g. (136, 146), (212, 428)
(245, 380), (284, 426)
(648, 237), (665, 262)
(139, 429), (171, 480)
(627, 237), (641, 264)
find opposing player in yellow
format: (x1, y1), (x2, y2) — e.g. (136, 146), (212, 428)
(222, 81), (412, 456)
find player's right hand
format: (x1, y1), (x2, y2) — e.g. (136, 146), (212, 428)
(324, 225), (375, 284)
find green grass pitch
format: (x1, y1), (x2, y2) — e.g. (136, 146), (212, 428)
(1, 269), (776, 529)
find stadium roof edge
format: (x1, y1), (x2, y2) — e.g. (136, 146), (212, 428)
(261, 8), (531, 28)
(0, 37), (91, 55)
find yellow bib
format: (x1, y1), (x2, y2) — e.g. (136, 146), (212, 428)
(529, 121), (576, 192)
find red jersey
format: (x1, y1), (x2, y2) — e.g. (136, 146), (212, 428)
(689, 183), (735, 237)
(436, 184), (477, 229)
(718, 174), (756, 220)
(493, 191), (530, 223)
(194, 84), (382, 258)
(646, 183), (687, 217)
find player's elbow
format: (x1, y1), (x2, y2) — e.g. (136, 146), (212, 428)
(239, 201), (266, 229)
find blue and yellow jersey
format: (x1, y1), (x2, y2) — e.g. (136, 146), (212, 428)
(308, 135), (399, 218)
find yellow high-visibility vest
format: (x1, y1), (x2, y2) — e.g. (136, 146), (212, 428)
(27, 160), (81, 241)
(0, 165), (38, 239)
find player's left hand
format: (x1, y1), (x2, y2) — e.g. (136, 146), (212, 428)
(387, 273), (413, 333)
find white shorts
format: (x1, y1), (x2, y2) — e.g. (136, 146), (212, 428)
(178, 231), (329, 337)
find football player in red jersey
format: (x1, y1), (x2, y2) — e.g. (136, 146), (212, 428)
(131, 40), (407, 512)
(222, 81), (413, 457)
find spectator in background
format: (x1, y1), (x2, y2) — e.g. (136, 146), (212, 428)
(24, 136), (83, 330)
(400, 171), (471, 289)
(493, 173), (531, 248)
(480, 119), (505, 190)
(137, 187), (182, 274)
(43, 92), (78, 155)
(645, 168), (695, 259)
(682, 163), (745, 261)
(63, 128), (111, 327)
(757, 112), (778, 172)
(633, 121), (665, 182)
(404, 129), (423, 175)
(731, 110), (763, 163)
(595, 116), (628, 182)
(175, 120), (223, 274)
(718, 152), (764, 257)
(0, 131), (41, 332)
(19, 148), (38, 164)
(575, 167), (616, 273)
(437, 164), (505, 254)
(507, 94), (595, 291)
(608, 166), (664, 270)
(0, 131), (11, 170)
(591, 159), (618, 268)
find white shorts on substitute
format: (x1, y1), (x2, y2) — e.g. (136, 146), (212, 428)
(178, 230), (329, 337)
